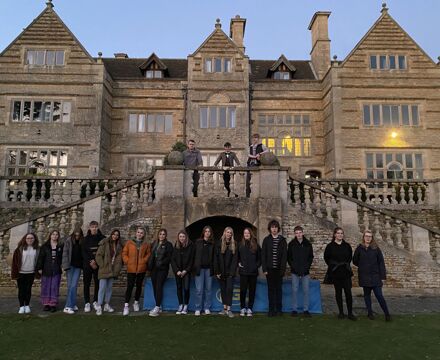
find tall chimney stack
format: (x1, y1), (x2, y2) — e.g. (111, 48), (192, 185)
(308, 12), (331, 79)
(230, 15), (246, 52)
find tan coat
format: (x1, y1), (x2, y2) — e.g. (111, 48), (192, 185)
(95, 237), (123, 279)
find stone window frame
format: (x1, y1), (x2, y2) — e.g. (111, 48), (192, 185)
(199, 105), (236, 129)
(128, 113), (173, 134)
(369, 54), (407, 70)
(362, 103), (420, 127)
(125, 155), (163, 176)
(204, 57), (232, 73)
(5, 148), (68, 177)
(201, 151), (223, 167)
(11, 99), (72, 123)
(365, 151), (423, 180)
(25, 49), (65, 67)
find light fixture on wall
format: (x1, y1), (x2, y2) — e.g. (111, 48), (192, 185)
(391, 131), (398, 139)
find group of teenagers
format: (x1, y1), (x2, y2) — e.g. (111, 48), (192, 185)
(11, 219), (392, 321)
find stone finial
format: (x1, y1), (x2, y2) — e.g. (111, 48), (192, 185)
(333, 55), (338, 60)
(381, 2), (388, 13)
(98, 52), (103, 58)
(46, 0), (54, 8)
(215, 18), (222, 29)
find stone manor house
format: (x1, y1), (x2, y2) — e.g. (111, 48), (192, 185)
(0, 2), (440, 288)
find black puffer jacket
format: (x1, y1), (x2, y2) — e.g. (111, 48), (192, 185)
(171, 241), (195, 274)
(214, 242), (238, 278)
(149, 240), (173, 271)
(36, 242), (63, 277)
(193, 239), (215, 276)
(353, 244), (386, 287)
(287, 237), (314, 276)
(238, 241), (261, 276)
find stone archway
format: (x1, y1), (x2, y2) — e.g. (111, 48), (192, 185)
(186, 216), (257, 242)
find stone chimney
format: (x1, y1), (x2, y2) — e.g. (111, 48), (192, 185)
(114, 53), (128, 59)
(230, 15), (246, 52)
(308, 12), (331, 79)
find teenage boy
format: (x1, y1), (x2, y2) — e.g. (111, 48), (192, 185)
(183, 139), (203, 197)
(246, 134), (268, 197)
(214, 142), (240, 197)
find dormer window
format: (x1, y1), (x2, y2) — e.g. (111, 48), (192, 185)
(269, 55), (295, 80)
(26, 50), (64, 66)
(205, 58), (232, 73)
(273, 71), (290, 80)
(139, 53), (168, 79)
(146, 70), (163, 78)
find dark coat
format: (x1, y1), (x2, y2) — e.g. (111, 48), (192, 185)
(261, 234), (288, 274)
(214, 242), (238, 278)
(214, 151), (240, 167)
(353, 244), (386, 287)
(287, 237), (314, 276)
(82, 231), (105, 267)
(36, 242), (63, 277)
(149, 240), (173, 271)
(62, 236), (83, 271)
(193, 239), (215, 276)
(323, 240), (353, 285)
(171, 241), (195, 274)
(238, 241), (261, 276)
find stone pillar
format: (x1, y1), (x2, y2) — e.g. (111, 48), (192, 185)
(82, 196), (102, 233)
(9, 223), (30, 253)
(0, 179), (6, 202)
(339, 198), (359, 238)
(426, 181), (440, 207)
(409, 224), (431, 254)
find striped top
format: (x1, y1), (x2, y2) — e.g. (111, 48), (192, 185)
(272, 236), (280, 268)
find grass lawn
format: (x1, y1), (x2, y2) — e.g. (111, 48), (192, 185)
(0, 313), (439, 360)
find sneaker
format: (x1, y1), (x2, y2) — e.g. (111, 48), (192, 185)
(246, 308), (253, 317)
(93, 301), (98, 311)
(240, 308), (247, 317)
(348, 314), (357, 321)
(367, 313), (375, 320)
(18, 306), (25, 314)
(133, 301), (140, 312)
(63, 307), (75, 315)
(149, 306), (160, 317)
(181, 305), (188, 315)
(123, 304), (129, 316)
(291, 311), (298, 317)
(103, 304), (114, 313)
(24, 306), (31, 314)
(303, 311), (312, 318)
(84, 303), (91, 313)
(176, 304), (183, 315)
(227, 310), (234, 318)
(73, 306), (79, 312)
(218, 309), (227, 315)
(204, 309), (211, 315)
(195, 310), (201, 316)
(96, 305), (102, 316)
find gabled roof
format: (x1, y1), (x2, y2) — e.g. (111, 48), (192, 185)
(139, 53), (168, 71)
(341, 8), (436, 67)
(250, 60), (315, 80)
(0, 2), (94, 62)
(269, 54), (297, 72)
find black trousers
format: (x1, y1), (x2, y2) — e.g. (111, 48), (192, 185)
(240, 274), (257, 309)
(223, 171), (231, 196)
(219, 276), (234, 306)
(333, 278), (353, 315)
(175, 274), (191, 305)
(266, 269), (283, 314)
(151, 269), (168, 307)
(83, 265), (99, 304)
(192, 170), (200, 197)
(17, 273), (35, 306)
(125, 272), (146, 303)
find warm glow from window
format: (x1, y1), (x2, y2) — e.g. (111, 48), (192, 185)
(294, 139), (302, 156)
(281, 136), (293, 153)
(391, 131), (398, 138)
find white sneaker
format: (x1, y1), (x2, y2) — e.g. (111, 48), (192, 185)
(176, 304), (183, 315)
(73, 306), (79, 312)
(133, 301), (140, 312)
(104, 304), (114, 313)
(24, 306), (31, 314)
(123, 304), (129, 316)
(96, 305), (102, 316)
(84, 303), (91, 313)
(204, 309), (211, 315)
(182, 305), (188, 315)
(93, 301), (98, 311)
(194, 310), (201, 316)
(63, 307), (74, 315)
(18, 306), (25, 314)
(240, 308), (247, 317)
(218, 309), (227, 315)
(149, 306), (160, 317)
(247, 308), (253, 317)
(227, 310), (235, 318)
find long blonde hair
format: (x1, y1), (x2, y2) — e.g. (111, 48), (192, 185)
(175, 230), (189, 249)
(220, 227), (236, 254)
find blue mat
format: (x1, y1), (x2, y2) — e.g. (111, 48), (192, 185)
(143, 277), (322, 313)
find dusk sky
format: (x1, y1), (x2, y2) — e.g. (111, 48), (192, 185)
(1, 0), (439, 61)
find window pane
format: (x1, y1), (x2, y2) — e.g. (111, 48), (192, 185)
(8, 150), (17, 165)
(205, 59), (212, 73)
(282, 72), (290, 80)
(398, 56), (406, 69)
(415, 154), (423, 168)
(411, 105), (419, 126)
(23, 101), (31, 122)
(379, 55), (387, 69)
(303, 115), (310, 125)
(385, 153), (392, 164)
(33, 101), (42, 122)
(156, 114), (165, 132)
(224, 58), (231, 72)
(12, 101), (21, 121)
(147, 114), (155, 132)
(405, 154), (413, 168)
(294, 115), (301, 125)
(285, 115), (292, 124)
(55, 51), (65, 65)
(401, 105), (410, 125)
(52, 102), (61, 122)
(18, 168), (26, 176)
(209, 107), (217, 128)
(40, 150), (48, 163)
(50, 151), (58, 166)
(46, 51), (55, 66)
(127, 158), (135, 174)
(372, 105), (380, 126)
(258, 115), (266, 125)
(154, 71), (162, 78)
(367, 170), (374, 179)
(8, 168), (16, 176)
(42, 101), (52, 122)
(138, 114), (146, 132)
(294, 139), (302, 156)
(391, 105), (399, 125)
(303, 127), (311, 136)
(19, 150), (27, 165)
(389, 55), (396, 69)
(219, 107), (227, 128)
(382, 105), (391, 125)
(62, 102), (71, 123)
(376, 153), (383, 168)
(26, 50), (35, 65)
(165, 115), (172, 134)
(363, 105), (371, 125)
(396, 153), (403, 164)
(156, 159), (163, 166)
(200, 107), (208, 128)
(303, 138), (311, 156)
(370, 56), (377, 69)
(406, 171), (413, 180)
(214, 58), (222, 72)
(228, 107), (236, 128)
(268, 115), (275, 124)
(59, 151), (68, 166)
(146, 70), (154, 78)
(366, 153), (374, 168)
(36, 51), (45, 65)
(129, 114), (137, 132)
(276, 115), (283, 124)
(376, 171), (384, 179)
(274, 72), (281, 80)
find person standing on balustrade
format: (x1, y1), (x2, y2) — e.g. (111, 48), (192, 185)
(246, 134), (268, 197)
(183, 139), (203, 197)
(214, 142), (241, 197)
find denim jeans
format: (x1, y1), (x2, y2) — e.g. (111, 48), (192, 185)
(194, 268), (212, 311)
(291, 274), (310, 312)
(65, 267), (81, 309)
(98, 278), (114, 306)
(363, 286), (390, 316)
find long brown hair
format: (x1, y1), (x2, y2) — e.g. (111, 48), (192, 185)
(156, 228), (168, 242)
(70, 227), (84, 244)
(16, 233), (39, 251)
(241, 227), (257, 253)
(220, 227), (236, 254)
(200, 226), (214, 243)
(332, 227), (344, 242)
(361, 229), (378, 249)
(175, 230), (189, 249)
(46, 230), (60, 245)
